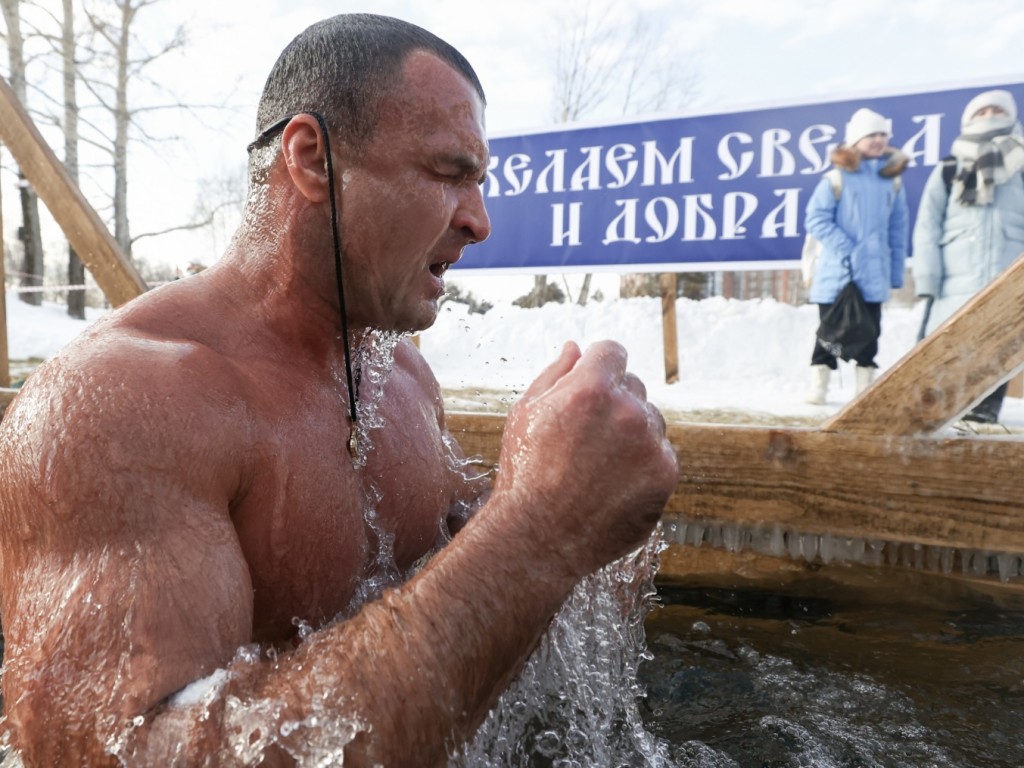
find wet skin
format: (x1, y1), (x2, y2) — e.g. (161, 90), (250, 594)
(0, 50), (678, 767)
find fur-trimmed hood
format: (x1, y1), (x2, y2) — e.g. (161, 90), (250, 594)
(830, 145), (909, 177)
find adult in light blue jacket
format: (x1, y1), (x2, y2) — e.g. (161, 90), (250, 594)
(913, 89), (1024, 424)
(803, 107), (909, 404)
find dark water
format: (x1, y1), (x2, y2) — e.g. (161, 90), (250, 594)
(639, 566), (1024, 768)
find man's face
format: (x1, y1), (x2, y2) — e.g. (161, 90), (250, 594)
(337, 50), (491, 333)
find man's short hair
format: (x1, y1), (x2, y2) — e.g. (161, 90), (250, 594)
(250, 13), (485, 174)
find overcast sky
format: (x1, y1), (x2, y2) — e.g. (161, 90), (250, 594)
(6, 0), (1024, 276)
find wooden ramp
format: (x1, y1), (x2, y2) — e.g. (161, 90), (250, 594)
(448, 256), (1024, 587)
(0, 75), (144, 306)
(0, 75), (143, 420)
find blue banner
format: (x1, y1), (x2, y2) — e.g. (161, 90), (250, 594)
(460, 82), (1023, 273)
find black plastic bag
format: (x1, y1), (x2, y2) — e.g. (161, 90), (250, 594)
(816, 281), (879, 361)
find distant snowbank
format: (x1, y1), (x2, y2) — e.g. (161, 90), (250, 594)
(7, 288), (1020, 426)
(6, 291), (108, 360)
(420, 294), (926, 420)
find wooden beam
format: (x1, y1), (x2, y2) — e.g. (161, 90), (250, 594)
(0, 153), (8, 388)
(445, 413), (1024, 553)
(666, 422), (1024, 552)
(660, 273), (679, 384)
(825, 254), (1024, 436)
(447, 412), (504, 467)
(655, 546), (1024, 595)
(0, 76), (145, 307)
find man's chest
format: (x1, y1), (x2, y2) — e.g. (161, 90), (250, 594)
(231, 378), (453, 641)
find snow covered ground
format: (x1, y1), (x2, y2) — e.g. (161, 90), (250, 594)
(6, 287), (1023, 429)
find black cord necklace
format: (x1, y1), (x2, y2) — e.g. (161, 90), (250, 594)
(247, 112), (360, 460)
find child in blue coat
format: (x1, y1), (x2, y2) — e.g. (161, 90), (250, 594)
(804, 107), (909, 404)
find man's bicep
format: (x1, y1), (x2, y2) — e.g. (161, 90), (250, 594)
(0, 381), (253, 760)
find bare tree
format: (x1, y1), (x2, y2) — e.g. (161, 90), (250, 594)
(1, 0), (46, 306)
(79, 0), (187, 260)
(59, 0), (85, 317)
(131, 164), (245, 255)
(549, 0), (701, 305)
(3, 0), (239, 313)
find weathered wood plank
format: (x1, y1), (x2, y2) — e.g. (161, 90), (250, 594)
(0, 181), (8, 388)
(825, 254), (1024, 436)
(656, 545), (1024, 596)
(446, 413), (1024, 553)
(667, 422), (1024, 552)
(660, 273), (679, 384)
(0, 76), (146, 307)
(447, 412), (504, 466)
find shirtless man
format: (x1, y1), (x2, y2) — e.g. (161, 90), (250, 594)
(0, 14), (678, 766)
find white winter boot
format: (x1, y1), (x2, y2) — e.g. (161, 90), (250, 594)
(805, 364), (830, 405)
(855, 365), (876, 395)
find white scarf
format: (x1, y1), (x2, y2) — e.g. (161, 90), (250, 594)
(950, 116), (1024, 206)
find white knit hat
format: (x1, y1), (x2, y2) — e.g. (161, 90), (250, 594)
(844, 108), (892, 146)
(961, 89), (1018, 128)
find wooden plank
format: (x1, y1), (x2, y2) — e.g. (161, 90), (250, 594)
(0, 161), (8, 388)
(660, 273), (679, 384)
(445, 413), (1024, 553)
(447, 412), (503, 467)
(667, 422), (1024, 552)
(0, 76), (146, 307)
(825, 254), (1024, 436)
(656, 546), (1024, 596)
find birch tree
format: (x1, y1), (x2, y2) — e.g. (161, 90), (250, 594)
(80, 0), (186, 260)
(58, 0), (85, 317)
(1, 0), (46, 306)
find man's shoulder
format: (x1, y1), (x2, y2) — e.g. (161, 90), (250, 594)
(69, 309), (244, 394)
(8, 303), (249, 443)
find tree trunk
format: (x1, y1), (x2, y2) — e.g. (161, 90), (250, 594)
(62, 0), (86, 318)
(531, 275), (547, 308)
(2, 0), (45, 306)
(576, 273), (592, 305)
(112, 0), (134, 260)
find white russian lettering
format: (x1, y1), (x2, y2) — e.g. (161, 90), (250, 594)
(759, 128), (796, 177)
(551, 202), (583, 246)
(501, 153), (533, 196)
(643, 197), (680, 243)
(717, 132), (754, 181)
(682, 194), (716, 241)
(642, 138), (695, 186)
(760, 188), (801, 238)
(603, 199), (642, 244)
(605, 143), (639, 189)
(722, 192), (758, 239)
(902, 114), (943, 168)
(798, 124), (839, 175)
(570, 146), (604, 191)
(535, 149), (567, 193)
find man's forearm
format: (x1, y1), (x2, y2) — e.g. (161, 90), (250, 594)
(131, 491), (575, 767)
(281, 493), (577, 765)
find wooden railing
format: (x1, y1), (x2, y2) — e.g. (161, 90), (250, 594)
(449, 256), (1024, 560)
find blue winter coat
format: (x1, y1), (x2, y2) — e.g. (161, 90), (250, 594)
(805, 148), (910, 304)
(912, 160), (1024, 334)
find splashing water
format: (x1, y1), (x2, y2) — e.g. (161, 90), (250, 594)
(349, 331), (676, 765)
(450, 529), (677, 767)
(338, 330), (405, 616)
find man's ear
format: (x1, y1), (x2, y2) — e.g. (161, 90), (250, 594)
(281, 114), (332, 203)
